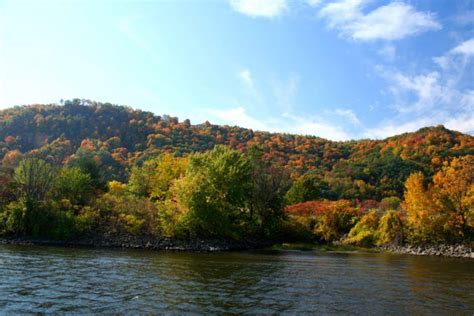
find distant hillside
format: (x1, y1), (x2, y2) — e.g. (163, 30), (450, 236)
(1, 99), (473, 199)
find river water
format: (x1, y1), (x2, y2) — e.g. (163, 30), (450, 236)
(0, 244), (472, 314)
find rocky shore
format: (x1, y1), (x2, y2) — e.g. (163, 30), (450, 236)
(379, 244), (474, 258)
(2, 235), (473, 258)
(0, 233), (264, 252)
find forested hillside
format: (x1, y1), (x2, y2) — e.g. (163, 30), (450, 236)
(0, 99), (472, 245)
(1, 99), (472, 200)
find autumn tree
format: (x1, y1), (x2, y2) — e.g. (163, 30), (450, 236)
(403, 172), (441, 243)
(14, 158), (56, 202)
(430, 155), (473, 241)
(173, 146), (252, 239)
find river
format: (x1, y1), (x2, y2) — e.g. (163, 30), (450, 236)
(0, 244), (472, 314)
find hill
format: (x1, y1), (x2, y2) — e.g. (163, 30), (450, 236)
(0, 99), (473, 247)
(1, 99), (472, 200)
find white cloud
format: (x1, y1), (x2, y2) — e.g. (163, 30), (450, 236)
(363, 110), (474, 139)
(319, 0), (364, 28)
(283, 113), (351, 140)
(363, 117), (433, 139)
(433, 55), (451, 69)
(229, 0), (288, 18)
(319, 1), (441, 41)
(377, 44), (396, 61)
(307, 0), (323, 7)
(208, 106), (268, 130)
(391, 71), (450, 113)
(334, 108), (360, 125)
(434, 38), (474, 70)
(451, 38), (474, 56)
(207, 106), (351, 140)
(238, 69), (253, 86)
(368, 38), (474, 138)
(444, 113), (474, 133)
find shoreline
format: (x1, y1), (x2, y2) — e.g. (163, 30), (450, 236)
(1, 236), (473, 258)
(378, 244), (474, 259)
(0, 234), (264, 252)
(272, 242), (474, 258)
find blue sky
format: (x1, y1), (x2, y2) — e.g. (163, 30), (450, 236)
(1, 0), (473, 140)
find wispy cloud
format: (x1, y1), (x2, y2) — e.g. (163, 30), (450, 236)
(451, 38), (474, 56)
(282, 113), (351, 140)
(433, 37), (474, 70)
(453, 10), (474, 26)
(229, 0), (288, 18)
(366, 38), (474, 138)
(207, 106), (351, 140)
(306, 0), (323, 7)
(208, 106), (268, 131)
(334, 108), (360, 125)
(377, 44), (396, 61)
(318, 1), (441, 41)
(238, 69), (253, 87)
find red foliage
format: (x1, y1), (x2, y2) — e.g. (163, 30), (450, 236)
(357, 199), (380, 212)
(286, 199), (379, 217)
(286, 200), (350, 217)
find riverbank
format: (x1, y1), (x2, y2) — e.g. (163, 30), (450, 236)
(1, 236), (473, 258)
(0, 234), (265, 252)
(379, 244), (474, 259)
(271, 242), (474, 258)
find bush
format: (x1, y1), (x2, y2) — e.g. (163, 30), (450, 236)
(345, 210), (379, 247)
(313, 201), (360, 242)
(172, 146), (252, 240)
(376, 210), (403, 246)
(95, 182), (160, 236)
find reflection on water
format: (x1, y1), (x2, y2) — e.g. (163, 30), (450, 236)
(0, 245), (472, 314)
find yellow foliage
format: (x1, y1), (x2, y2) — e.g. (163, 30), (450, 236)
(403, 172), (442, 243)
(108, 180), (127, 195)
(403, 155), (474, 242)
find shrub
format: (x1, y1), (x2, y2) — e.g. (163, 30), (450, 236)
(313, 200), (360, 242)
(345, 210), (379, 247)
(376, 210), (403, 246)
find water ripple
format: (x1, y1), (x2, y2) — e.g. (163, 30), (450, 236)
(0, 245), (472, 314)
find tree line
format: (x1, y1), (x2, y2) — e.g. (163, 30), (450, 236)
(0, 101), (472, 245)
(0, 144), (472, 246)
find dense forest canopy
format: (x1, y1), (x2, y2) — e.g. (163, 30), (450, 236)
(1, 99), (472, 196)
(0, 99), (472, 245)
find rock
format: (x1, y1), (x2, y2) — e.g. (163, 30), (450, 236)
(379, 243), (473, 258)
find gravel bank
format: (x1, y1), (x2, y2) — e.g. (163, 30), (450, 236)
(379, 244), (474, 258)
(0, 234), (264, 252)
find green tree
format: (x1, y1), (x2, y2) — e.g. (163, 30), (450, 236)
(285, 172), (334, 205)
(174, 145), (252, 239)
(68, 151), (105, 191)
(54, 167), (93, 206)
(247, 146), (290, 238)
(5, 158), (57, 236)
(128, 159), (158, 197)
(14, 158), (55, 202)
